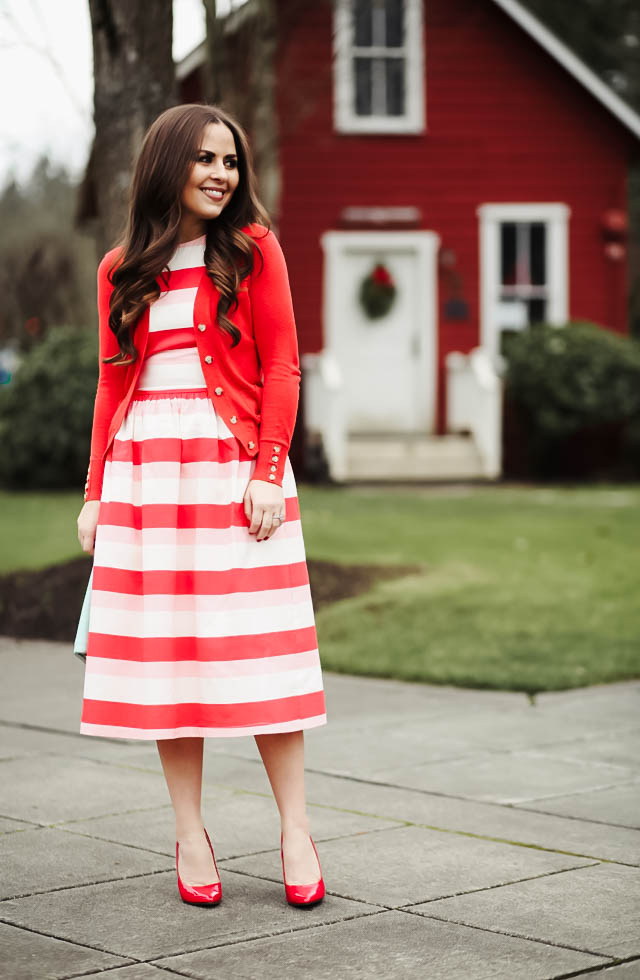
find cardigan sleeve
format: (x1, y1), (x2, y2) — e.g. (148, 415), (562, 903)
(248, 228), (301, 487)
(83, 249), (125, 502)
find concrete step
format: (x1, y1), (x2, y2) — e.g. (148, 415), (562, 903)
(346, 433), (487, 481)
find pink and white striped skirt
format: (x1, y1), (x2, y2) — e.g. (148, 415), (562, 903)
(79, 347), (327, 739)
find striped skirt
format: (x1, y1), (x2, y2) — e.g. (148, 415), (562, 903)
(79, 347), (327, 739)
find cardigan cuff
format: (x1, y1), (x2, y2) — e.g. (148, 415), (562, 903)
(83, 456), (104, 502)
(252, 437), (287, 486)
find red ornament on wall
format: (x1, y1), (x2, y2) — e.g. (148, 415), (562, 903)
(601, 208), (628, 262)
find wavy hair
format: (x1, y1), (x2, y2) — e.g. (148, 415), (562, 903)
(103, 103), (271, 365)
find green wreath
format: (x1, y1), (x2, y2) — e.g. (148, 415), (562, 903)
(359, 261), (397, 319)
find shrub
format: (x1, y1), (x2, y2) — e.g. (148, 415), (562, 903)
(0, 325), (98, 490)
(503, 321), (640, 478)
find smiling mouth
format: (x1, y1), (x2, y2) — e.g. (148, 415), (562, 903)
(201, 188), (225, 201)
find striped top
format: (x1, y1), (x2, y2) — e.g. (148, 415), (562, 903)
(136, 234), (208, 392)
(146, 234), (206, 358)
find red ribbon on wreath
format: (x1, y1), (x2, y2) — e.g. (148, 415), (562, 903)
(359, 261), (397, 319)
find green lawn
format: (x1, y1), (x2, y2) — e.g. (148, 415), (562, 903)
(0, 490), (86, 572)
(2, 484), (639, 693)
(298, 484), (640, 694)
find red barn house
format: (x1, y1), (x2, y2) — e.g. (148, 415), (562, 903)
(177, 0), (640, 481)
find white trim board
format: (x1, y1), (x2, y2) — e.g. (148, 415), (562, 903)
(176, 40), (206, 82)
(490, 0), (640, 141)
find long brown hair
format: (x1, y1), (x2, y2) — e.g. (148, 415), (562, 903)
(104, 103), (271, 365)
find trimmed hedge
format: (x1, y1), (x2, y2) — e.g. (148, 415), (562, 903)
(0, 325), (98, 490)
(503, 321), (640, 478)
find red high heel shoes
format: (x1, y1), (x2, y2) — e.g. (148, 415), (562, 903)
(280, 831), (325, 907)
(175, 827), (222, 906)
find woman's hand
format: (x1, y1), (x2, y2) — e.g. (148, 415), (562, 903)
(243, 479), (286, 541)
(77, 500), (101, 555)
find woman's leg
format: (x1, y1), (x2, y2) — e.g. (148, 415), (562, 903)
(254, 730), (321, 884)
(156, 736), (219, 885)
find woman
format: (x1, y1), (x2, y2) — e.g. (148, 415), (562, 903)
(76, 103), (327, 909)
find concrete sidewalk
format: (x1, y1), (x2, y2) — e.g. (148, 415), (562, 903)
(1, 636), (639, 980)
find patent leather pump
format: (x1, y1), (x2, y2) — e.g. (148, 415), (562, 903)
(175, 827), (222, 906)
(280, 831), (325, 907)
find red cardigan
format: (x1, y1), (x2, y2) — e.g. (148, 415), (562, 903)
(84, 222), (301, 502)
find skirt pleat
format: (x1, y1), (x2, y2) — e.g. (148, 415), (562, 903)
(80, 383), (327, 740)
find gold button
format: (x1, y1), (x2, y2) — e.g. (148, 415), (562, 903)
(204, 355), (212, 364)
(273, 445), (281, 452)
(270, 464), (277, 472)
(248, 441), (255, 449)
(197, 323), (206, 331)
(214, 386), (223, 395)
(271, 455), (279, 462)
(230, 415), (237, 424)
(268, 474), (276, 480)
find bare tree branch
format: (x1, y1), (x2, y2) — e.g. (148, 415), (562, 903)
(0, 4), (90, 121)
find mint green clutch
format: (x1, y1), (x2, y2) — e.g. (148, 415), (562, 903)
(74, 565), (93, 662)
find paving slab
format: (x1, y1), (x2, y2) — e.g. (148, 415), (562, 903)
(79, 966), (193, 980)
(517, 781), (640, 830)
(371, 749), (637, 803)
(298, 769), (640, 866)
(0, 753), (172, 825)
(61, 786), (402, 861)
(1, 826), (173, 901)
(0, 871), (381, 961)
(411, 863), (640, 958)
(302, 721), (494, 776)
(0, 816), (30, 835)
(588, 961), (640, 978)
(0, 920), (132, 980)
(1, 638), (86, 733)
(154, 908), (607, 980)
(0, 720), (160, 765)
(351, 684), (640, 756)
(529, 730), (640, 771)
(535, 682), (640, 720)
(294, 669), (527, 728)
(221, 823), (596, 907)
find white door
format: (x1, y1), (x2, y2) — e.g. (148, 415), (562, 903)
(321, 230), (439, 433)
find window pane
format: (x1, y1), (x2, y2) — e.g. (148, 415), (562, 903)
(385, 0), (404, 46)
(385, 57), (405, 115)
(354, 0), (373, 46)
(354, 57), (373, 115)
(501, 223), (517, 286)
(528, 298), (546, 325)
(530, 223), (546, 286)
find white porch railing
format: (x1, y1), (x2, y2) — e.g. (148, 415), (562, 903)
(302, 346), (503, 482)
(445, 347), (504, 478)
(301, 351), (347, 481)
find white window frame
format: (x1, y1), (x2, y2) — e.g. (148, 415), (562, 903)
(477, 203), (570, 361)
(333, 0), (425, 134)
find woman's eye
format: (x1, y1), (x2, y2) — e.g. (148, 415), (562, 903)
(197, 155), (237, 166)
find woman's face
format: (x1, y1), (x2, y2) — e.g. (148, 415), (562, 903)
(179, 122), (240, 238)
